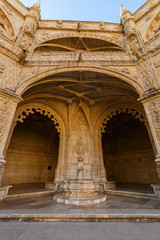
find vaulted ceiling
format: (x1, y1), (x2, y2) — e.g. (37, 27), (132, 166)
(34, 37), (124, 52)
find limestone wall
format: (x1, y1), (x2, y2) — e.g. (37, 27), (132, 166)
(2, 122), (59, 184)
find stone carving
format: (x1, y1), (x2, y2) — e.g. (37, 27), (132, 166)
(3, 62), (22, 91)
(121, 6), (158, 91)
(101, 108), (145, 133)
(2, 5), (13, 16)
(31, 51), (130, 62)
(137, 58), (157, 90)
(148, 100), (160, 140)
(0, 97), (9, 143)
(75, 139), (85, 156)
(36, 31), (123, 48)
(77, 157), (84, 180)
(56, 20), (63, 28)
(16, 107), (60, 133)
(146, 12), (160, 40)
(0, 63), (4, 73)
(77, 22), (85, 32)
(20, 66), (50, 82)
(13, 0), (40, 63)
(18, 48), (28, 65)
(0, 0), (160, 202)
(0, 9), (14, 40)
(99, 21), (105, 31)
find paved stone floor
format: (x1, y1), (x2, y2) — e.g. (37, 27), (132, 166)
(1, 194), (160, 239)
(0, 222), (160, 240)
(0, 193), (160, 215)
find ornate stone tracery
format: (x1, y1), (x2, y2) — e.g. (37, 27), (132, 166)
(15, 106), (61, 133)
(101, 108), (145, 133)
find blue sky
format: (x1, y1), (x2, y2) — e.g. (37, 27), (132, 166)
(19, 0), (148, 23)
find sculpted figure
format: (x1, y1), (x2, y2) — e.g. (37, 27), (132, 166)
(77, 157), (84, 180)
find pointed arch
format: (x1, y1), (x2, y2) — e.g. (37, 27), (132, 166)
(14, 102), (67, 135)
(15, 66), (144, 96)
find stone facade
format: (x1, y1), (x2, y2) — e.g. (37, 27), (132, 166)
(0, 0), (160, 202)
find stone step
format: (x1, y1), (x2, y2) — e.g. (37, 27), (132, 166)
(1, 213), (160, 222)
(105, 189), (155, 198)
(6, 190), (55, 200)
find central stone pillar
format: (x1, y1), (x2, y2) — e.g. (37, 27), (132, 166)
(54, 120), (107, 205)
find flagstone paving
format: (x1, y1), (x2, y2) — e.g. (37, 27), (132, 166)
(0, 193), (160, 215)
(0, 222), (160, 240)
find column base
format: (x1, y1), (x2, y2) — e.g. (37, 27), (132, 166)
(0, 185), (12, 200)
(151, 184), (160, 198)
(104, 181), (116, 190)
(54, 180), (107, 206)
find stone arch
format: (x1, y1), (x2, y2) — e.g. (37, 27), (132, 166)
(34, 36), (124, 52)
(101, 107), (159, 184)
(16, 66), (144, 96)
(36, 32), (124, 50)
(93, 101), (146, 135)
(3, 103), (62, 185)
(14, 102), (66, 136)
(101, 108), (145, 134)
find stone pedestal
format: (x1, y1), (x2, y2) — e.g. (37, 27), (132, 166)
(54, 180), (107, 206)
(151, 184), (160, 198)
(0, 185), (12, 200)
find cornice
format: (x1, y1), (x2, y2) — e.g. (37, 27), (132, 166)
(39, 21), (123, 34)
(0, 44), (18, 61)
(0, 88), (22, 103)
(24, 60), (137, 67)
(138, 89), (160, 103)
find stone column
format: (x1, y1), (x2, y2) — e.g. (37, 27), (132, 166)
(93, 132), (116, 190)
(0, 89), (21, 200)
(64, 128), (93, 181)
(141, 92), (160, 197)
(53, 123), (107, 205)
(91, 133), (106, 182)
(54, 134), (66, 183)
